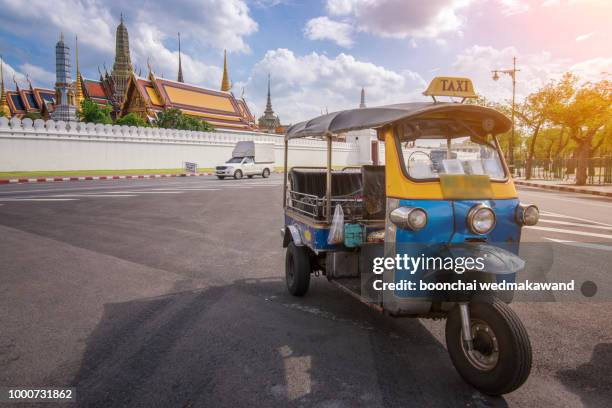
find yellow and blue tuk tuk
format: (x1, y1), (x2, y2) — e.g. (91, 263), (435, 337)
(280, 77), (540, 395)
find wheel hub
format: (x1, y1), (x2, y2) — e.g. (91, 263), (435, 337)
(461, 319), (499, 371)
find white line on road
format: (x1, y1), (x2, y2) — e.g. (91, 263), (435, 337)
(103, 191), (185, 194)
(519, 190), (612, 208)
(48, 194), (137, 198)
(0, 198), (78, 201)
(545, 238), (612, 252)
(538, 219), (612, 231)
(540, 211), (612, 227)
(525, 226), (612, 239)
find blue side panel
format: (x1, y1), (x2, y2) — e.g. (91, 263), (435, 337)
(284, 215), (335, 251)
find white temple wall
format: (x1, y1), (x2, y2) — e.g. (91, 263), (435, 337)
(0, 117), (369, 172)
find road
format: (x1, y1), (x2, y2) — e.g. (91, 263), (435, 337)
(0, 176), (610, 407)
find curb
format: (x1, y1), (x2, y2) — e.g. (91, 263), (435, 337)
(0, 172), (215, 185)
(514, 180), (612, 197)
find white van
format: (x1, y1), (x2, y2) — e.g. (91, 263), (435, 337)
(215, 141), (275, 180)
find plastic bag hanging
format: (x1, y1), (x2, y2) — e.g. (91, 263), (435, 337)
(327, 204), (344, 244)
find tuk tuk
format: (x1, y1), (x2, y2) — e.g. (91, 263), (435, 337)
(280, 77), (541, 395)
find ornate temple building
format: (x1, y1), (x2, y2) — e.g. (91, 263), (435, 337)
(1, 15), (260, 130)
(120, 66), (256, 130)
(257, 74), (283, 133)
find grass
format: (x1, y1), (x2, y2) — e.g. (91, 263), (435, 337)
(0, 168), (215, 179)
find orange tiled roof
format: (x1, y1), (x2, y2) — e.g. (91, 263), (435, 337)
(124, 75), (257, 130)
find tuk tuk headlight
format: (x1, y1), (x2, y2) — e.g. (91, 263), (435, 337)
(390, 207), (428, 231)
(516, 204), (539, 226)
(467, 204), (496, 235)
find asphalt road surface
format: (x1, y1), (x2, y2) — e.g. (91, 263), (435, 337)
(0, 176), (610, 407)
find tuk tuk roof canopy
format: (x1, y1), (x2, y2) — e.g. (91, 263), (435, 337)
(285, 102), (512, 140)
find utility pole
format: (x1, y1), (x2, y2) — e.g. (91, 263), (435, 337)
(492, 56), (520, 173)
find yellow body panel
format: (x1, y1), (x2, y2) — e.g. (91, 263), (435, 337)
(163, 86), (235, 112)
(383, 126), (518, 200)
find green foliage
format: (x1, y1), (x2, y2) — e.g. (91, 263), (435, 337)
(155, 108), (213, 131)
(23, 112), (42, 121)
(78, 99), (113, 124)
(115, 112), (148, 127)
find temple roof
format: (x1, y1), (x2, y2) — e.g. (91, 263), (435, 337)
(122, 74), (257, 130)
(83, 79), (111, 106)
(6, 87), (55, 116)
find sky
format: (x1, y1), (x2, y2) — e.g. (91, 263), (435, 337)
(0, 0), (610, 124)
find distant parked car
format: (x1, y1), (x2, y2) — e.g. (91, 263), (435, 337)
(215, 141), (274, 179)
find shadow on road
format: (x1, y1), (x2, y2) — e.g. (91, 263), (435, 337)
(556, 342), (612, 408)
(71, 277), (508, 408)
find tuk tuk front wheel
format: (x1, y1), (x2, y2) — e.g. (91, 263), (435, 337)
(285, 242), (311, 296)
(445, 297), (532, 395)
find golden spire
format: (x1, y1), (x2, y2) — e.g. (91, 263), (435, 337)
(75, 35), (84, 112)
(220, 49), (231, 91)
(0, 56), (11, 118)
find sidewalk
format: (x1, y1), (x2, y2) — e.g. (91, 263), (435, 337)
(514, 178), (612, 197)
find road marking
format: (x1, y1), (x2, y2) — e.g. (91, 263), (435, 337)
(540, 211), (612, 227)
(103, 191), (184, 194)
(525, 226), (612, 239)
(48, 194), (137, 198)
(519, 191), (612, 208)
(538, 219), (612, 231)
(0, 198), (78, 202)
(545, 238), (612, 252)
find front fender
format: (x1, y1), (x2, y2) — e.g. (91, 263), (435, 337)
(282, 225), (303, 248)
(440, 242), (525, 275)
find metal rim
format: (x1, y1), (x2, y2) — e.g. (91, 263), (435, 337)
(460, 318), (500, 371)
(467, 204), (496, 235)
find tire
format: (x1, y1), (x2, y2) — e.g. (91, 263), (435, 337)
(262, 168), (270, 178)
(445, 297), (532, 395)
(247, 175), (254, 179)
(285, 242), (311, 296)
(217, 176), (225, 180)
(234, 170), (243, 180)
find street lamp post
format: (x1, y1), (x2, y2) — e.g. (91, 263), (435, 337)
(492, 57), (520, 173)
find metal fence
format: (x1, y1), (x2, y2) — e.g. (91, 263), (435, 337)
(514, 156), (612, 185)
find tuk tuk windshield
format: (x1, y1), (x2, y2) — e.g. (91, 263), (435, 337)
(401, 136), (506, 180)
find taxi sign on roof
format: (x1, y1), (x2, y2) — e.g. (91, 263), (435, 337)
(423, 77), (477, 99)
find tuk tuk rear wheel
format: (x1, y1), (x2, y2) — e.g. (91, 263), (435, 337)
(445, 297), (532, 395)
(285, 242), (311, 296)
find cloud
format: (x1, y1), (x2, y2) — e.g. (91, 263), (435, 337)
(130, 24), (222, 88)
(1, 60), (28, 87)
(237, 48), (426, 123)
(304, 16), (354, 48)
(569, 57), (611, 79)
(324, 0), (473, 39)
(19, 63), (55, 86)
(575, 31), (596, 42)
(497, 0), (530, 16)
(451, 45), (609, 103)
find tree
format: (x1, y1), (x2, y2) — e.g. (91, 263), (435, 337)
(155, 108), (213, 131)
(549, 75), (611, 185)
(115, 112), (148, 127)
(78, 99), (113, 124)
(24, 112), (42, 121)
(515, 78), (573, 179)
